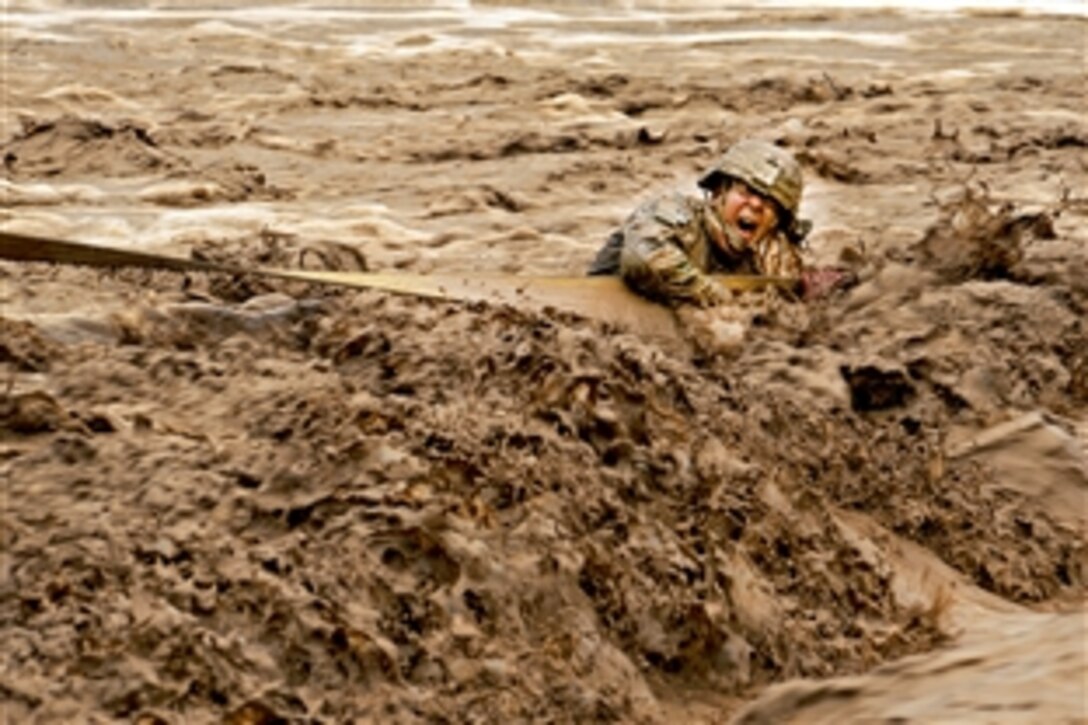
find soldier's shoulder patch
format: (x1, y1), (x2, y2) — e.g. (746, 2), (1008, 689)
(648, 193), (695, 228)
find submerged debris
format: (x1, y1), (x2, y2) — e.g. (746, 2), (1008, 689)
(911, 186), (1057, 282)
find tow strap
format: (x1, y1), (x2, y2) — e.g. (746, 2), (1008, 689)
(0, 230), (793, 338)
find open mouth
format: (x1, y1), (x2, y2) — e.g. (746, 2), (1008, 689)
(737, 218), (758, 235)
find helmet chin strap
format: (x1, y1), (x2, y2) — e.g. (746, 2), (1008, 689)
(703, 203), (756, 259)
(724, 223), (751, 253)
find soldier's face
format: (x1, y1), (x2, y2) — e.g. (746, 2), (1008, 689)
(716, 180), (780, 246)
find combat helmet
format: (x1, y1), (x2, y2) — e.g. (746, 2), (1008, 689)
(698, 139), (810, 243)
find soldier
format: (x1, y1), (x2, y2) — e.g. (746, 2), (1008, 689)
(588, 138), (850, 306)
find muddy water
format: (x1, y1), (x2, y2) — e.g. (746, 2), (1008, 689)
(2, 1), (1086, 722)
(3, 2), (1083, 269)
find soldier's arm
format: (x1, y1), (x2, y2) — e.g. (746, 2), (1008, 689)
(617, 198), (725, 308)
(755, 232), (859, 299)
(773, 239), (861, 300)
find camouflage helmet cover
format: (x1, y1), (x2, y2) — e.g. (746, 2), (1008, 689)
(698, 139), (804, 219)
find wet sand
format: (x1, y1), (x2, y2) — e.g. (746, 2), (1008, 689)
(2, 2), (1086, 722)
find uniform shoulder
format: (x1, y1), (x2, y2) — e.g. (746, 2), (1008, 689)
(629, 191), (703, 228)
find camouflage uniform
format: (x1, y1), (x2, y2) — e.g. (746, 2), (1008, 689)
(586, 191), (803, 307)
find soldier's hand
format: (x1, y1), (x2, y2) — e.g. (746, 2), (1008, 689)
(800, 266), (858, 301)
(675, 304), (748, 358)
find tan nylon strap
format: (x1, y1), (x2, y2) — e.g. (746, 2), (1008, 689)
(0, 229), (239, 275)
(0, 230), (792, 338)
